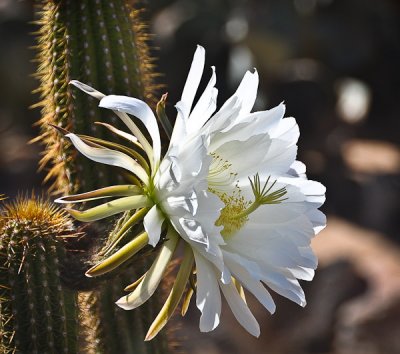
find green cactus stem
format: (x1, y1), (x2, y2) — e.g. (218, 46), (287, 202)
(33, 0), (158, 195)
(0, 195), (79, 354)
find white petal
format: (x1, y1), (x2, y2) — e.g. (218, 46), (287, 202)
(177, 218), (209, 246)
(95, 122), (138, 145)
(212, 134), (272, 180)
(289, 266), (314, 281)
(208, 102), (285, 151)
(193, 251), (221, 332)
(203, 95), (241, 134)
(187, 66), (218, 134)
(219, 280), (260, 337)
(257, 266), (306, 306)
(298, 247), (318, 269)
(288, 160), (307, 178)
(99, 95), (161, 167)
(205, 70), (258, 134)
(116, 230), (178, 310)
(307, 209), (327, 234)
(169, 109), (188, 147)
(70, 80), (154, 164)
(66, 133), (148, 184)
(70, 80), (105, 100)
(233, 69), (259, 117)
(224, 251), (276, 314)
(157, 134), (210, 194)
(144, 205), (165, 246)
(228, 221), (315, 270)
(178, 45), (205, 120)
(244, 102), (286, 133)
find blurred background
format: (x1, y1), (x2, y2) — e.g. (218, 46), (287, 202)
(1, 0), (399, 353)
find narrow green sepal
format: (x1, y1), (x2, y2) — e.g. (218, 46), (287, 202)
(102, 207), (150, 256)
(156, 93), (173, 139)
(124, 273), (147, 292)
(86, 231), (149, 277)
(55, 185), (143, 204)
(145, 243), (194, 341)
(77, 134), (150, 174)
(116, 229), (179, 309)
(67, 195), (151, 222)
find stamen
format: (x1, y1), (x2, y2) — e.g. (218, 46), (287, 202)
(208, 153), (238, 188)
(211, 174), (288, 238)
(212, 185), (250, 238)
(234, 174), (288, 220)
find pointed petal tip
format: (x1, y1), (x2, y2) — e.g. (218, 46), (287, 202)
(84, 264), (98, 277)
(115, 297), (133, 310)
(199, 314), (220, 333)
(69, 80), (105, 99)
(196, 44), (205, 52)
(144, 322), (164, 341)
(144, 333), (153, 342)
(49, 123), (70, 136)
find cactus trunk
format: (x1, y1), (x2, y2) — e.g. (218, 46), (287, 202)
(0, 197), (79, 354)
(34, 0), (157, 195)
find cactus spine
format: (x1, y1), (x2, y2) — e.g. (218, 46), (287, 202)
(0, 196), (79, 354)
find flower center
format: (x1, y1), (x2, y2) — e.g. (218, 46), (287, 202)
(211, 186), (250, 238)
(208, 151), (289, 238)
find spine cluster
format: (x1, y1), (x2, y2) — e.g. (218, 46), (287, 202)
(0, 197), (78, 353)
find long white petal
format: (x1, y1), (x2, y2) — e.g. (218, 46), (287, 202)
(258, 267), (306, 306)
(70, 80), (105, 100)
(69, 81), (154, 165)
(212, 134), (272, 180)
(219, 280), (260, 337)
(66, 133), (148, 184)
(116, 230), (178, 310)
(143, 205), (165, 247)
(95, 121), (138, 145)
(178, 45), (205, 120)
(224, 251), (276, 314)
(99, 95), (161, 169)
(210, 103), (286, 149)
(234, 69), (259, 116)
(193, 251), (221, 332)
(169, 109), (188, 148)
(307, 209), (327, 234)
(187, 66), (218, 133)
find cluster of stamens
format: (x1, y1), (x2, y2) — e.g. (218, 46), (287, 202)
(209, 155), (289, 238)
(208, 153), (238, 188)
(212, 185), (250, 238)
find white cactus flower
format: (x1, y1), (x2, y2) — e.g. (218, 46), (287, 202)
(56, 45), (326, 340)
